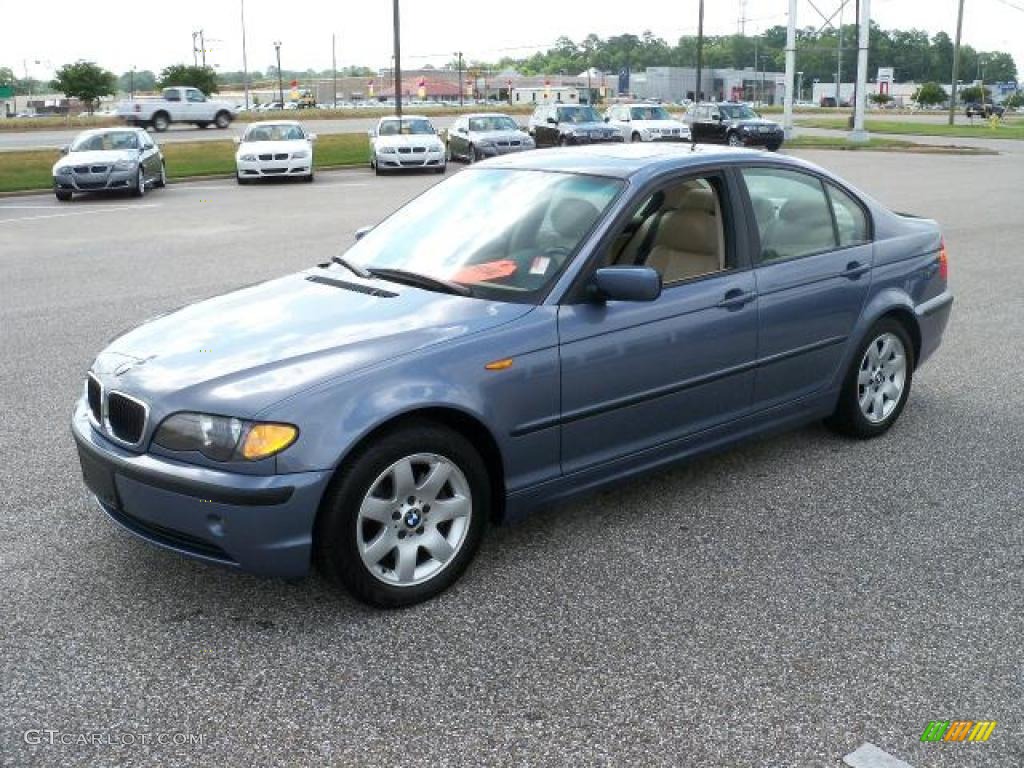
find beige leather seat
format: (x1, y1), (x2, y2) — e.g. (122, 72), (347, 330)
(762, 197), (834, 259)
(645, 207), (723, 283)
(617, 181), (706, 265)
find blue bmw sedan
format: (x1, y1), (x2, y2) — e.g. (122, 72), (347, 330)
(73, 144), (953, 606)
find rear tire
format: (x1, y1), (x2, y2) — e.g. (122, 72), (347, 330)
(152, 112), (170, 132)
(214, 111), (231, 129)
(315, 421), (490, 607)
(825, 318), (915, 439)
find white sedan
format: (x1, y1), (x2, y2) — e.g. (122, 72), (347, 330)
(234, 121), (316, 183)
(369, 116), (446, 175)
(604, 103), (691, 143)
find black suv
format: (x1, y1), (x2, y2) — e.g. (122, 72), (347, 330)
(528, 104), (623, 148)
(686, 102), (784, 151)
(965, 102), (1005, 118)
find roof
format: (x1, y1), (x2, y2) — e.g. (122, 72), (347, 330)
(478, 142), (788, 180)
(245, 119), (302, 127)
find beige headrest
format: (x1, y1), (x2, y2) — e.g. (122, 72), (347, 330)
(550, 198), (601, 239)
(656, 209), (719, 255)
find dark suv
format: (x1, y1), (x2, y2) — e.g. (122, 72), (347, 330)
(965, 102), (1004, 118)
(686, 102), (784, 151)
(528, 104), (623, 148)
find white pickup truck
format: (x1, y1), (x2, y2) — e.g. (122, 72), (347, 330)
(117, 86), (238, 132)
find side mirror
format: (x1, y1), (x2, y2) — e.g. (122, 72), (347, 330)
(354, 225), (373, 241)
(713, 114), (723, 122)
(592, 266), (662, 303)
(546, 116), (557, 125)
(308, 133), (318, 142)
(232, 136), (241, 145)
(60, 145), (70, 156)
(603, 116), (610, 122)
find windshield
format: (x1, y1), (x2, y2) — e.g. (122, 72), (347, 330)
(630, 106), (671, 121)
(71, 131), (139, 152)
(469, 115), (519, 132)
(379, 118), (434, 136)
(244, 123), (306, 141)
(719, 104), (759, 120)
(340, 169), (623, 303)
(557, 106), (601, 124)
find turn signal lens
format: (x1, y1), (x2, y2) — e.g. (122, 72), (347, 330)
(241, 423), (298, 460)
(938, 240), (949, 281)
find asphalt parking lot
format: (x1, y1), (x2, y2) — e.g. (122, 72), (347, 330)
(1, 148), (1022, 767)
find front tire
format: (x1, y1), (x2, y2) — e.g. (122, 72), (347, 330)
(631, 131), (642, 143)
(154, 162), (167, 188)
(825, 318), (915, 438)
(55, 189), (73, 202)
(727, 132), (744, 147)
(315, 421), (490, 608)
(133, 167), (146, 198)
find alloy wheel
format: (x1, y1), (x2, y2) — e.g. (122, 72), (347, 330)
(857, 332), (907, 423)
(356, 453), (472, 587)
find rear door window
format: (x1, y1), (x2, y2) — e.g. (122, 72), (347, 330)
(741, 167), (838, 262)
(825, 182), (870, 247)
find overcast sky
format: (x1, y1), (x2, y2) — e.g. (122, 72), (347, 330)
(7, 0), (1022, 81)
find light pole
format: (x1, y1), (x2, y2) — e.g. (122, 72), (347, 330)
(240, 0), (250, 109)
(695, 0), (705, 103)
(273, 42), (284, 105)
(392, 0), (402, 117)
(455, 51), (464, 107)
(949, 0), (965, 125)
(130, 66), (136, 100)
(797, 71), (804, 103)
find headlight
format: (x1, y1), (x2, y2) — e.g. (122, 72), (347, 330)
(154, 412), (298, 461)
(429, 144), (443, 152)
(522, 137), (535, 146)
(475, 139), (493, 147)
(378, 146), (397, 154)
(291, 150), (309, 159)
(239, 153), (257, 161)
(113, 159), (135, 170)
(56, 166), (73, 175)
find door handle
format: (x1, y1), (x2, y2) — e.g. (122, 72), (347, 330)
(840, 261), (871, 279)
(716, 289), (757, 309)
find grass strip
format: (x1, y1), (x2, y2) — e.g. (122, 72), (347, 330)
(794, 116), (1024, 140)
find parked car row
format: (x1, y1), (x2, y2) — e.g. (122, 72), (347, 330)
(51, 121), (319, 200)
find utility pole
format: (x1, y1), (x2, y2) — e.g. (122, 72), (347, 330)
(850, 0), (870, 141)
(241, 0), (250, 109)
(393, 0), (403, 117)
(455, 51), (464, 107)
(836, 0), (843, 106)
(273, 41), (283, 105)
(948, 0), (965, 125)
(130, 66), (135, 100)
(332, 33), (338, 108)
(695, 0), (704, 103)
(192, 31), (199, 66)
(783, 0), (796, 137)
(200, 30), (207, 67)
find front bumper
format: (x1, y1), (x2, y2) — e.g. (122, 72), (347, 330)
(54, 169), (136, 192)
(737, 131), (784, 147)
(375, 149), (445, 169)
(236, 158), (312, 178)
(565, 134), (625, 145)
(475, 142), (535, 157)
(71, 401), (331, 578)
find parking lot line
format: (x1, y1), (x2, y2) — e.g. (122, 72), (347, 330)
(0, 203), (160, 225)
(843, 743), (915, 768)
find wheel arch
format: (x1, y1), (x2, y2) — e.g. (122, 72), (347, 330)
(318, 406), (507, 527)
(876, 306), (922, 368)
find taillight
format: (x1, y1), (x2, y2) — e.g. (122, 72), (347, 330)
(938, 239), (949, 281)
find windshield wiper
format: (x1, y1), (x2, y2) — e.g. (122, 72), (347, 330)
(330, 255), (372, 279)
(366, 267), (472, 297)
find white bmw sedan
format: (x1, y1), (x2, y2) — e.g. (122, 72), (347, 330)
(369, 116), (446, 175)
(234, 121), (316, 184)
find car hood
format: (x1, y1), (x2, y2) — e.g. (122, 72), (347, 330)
(374, 134), (442, 148)
(92, 268), (533, 415)
(236, 140), (309, 156)
(469, 129), (530, 142)
(53, 150), (137, 171)
(631, 119), (688, 131)
(563, 121), (615, 132)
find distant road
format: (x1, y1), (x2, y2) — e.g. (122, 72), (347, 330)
(0, 115), (466, 152)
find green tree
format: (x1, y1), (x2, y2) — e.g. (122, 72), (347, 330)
(50, 60), (117, 113)
(869, 92), (893, 105)
(912, 82), (947, 105)
(959, 85), (991, 103)
(156, 64), (219, 94)
(117, 69), (156, 94)
(1003, 91), (1024, 109)
(0, 66), (13, 88)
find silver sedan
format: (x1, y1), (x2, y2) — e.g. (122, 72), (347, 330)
(52, 128), (165, 202)
(446, 113), (535, 163)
